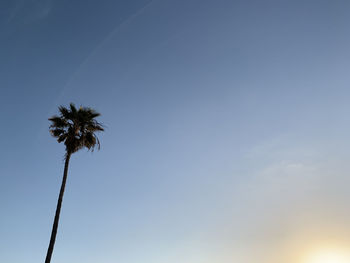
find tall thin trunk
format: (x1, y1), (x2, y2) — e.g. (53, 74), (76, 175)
(45, 153), (71, 263)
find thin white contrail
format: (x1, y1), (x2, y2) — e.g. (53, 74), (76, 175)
(53, 0), (156, 105)
(39, 0), (157, 142)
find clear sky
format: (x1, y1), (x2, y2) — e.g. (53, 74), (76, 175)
(1, 0), (350, 262)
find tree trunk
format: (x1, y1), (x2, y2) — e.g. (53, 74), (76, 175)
(45, 153), (71, 263)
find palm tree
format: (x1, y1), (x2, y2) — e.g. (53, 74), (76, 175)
(45, 103), (104, 263)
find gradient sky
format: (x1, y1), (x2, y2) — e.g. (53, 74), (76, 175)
(1, 0), (350, 262)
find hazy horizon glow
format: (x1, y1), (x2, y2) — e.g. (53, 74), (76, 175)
(1, 0), (350, 262)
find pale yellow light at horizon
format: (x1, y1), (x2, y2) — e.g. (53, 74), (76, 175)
(302, 248), (350, 263)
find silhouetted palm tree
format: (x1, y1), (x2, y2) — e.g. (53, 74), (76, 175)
(45, 103), (104, 263)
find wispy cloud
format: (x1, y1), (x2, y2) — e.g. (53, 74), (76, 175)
(6, 0), (54, 24)
(222, 137), (350, 263)
(30, 0), (53, 20)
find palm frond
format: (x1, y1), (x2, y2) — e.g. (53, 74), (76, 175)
(69, 103), (77, 115)
(50, 128), (65, 137)
(58, 106), (72, 120)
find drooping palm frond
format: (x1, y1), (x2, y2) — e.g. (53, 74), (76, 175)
(49, 103), (104, 154)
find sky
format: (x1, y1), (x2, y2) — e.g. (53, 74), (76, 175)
(1, 0), (350, 262)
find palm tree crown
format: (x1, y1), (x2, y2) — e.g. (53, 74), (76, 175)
(49, 103), (104, 154)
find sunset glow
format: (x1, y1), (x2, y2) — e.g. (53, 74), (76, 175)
(2, 1), (350, 263)
(303, 248), (350, 263)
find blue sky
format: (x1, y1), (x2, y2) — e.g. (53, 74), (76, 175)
(1, 0), (350, 262)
